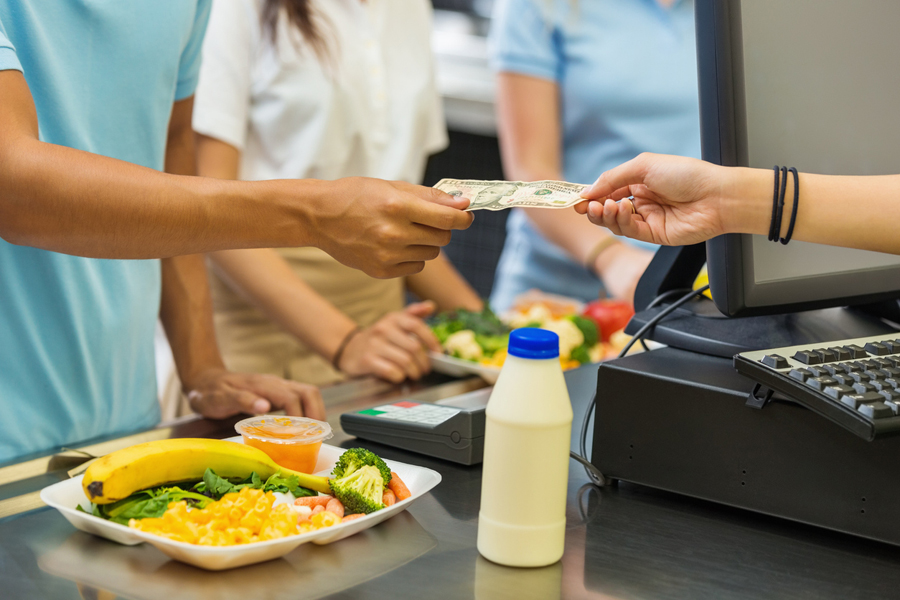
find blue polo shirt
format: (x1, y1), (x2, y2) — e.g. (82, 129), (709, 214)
(0, 1), (211, 462)
(488, 0), (702, 311)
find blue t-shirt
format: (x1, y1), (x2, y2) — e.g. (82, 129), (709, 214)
(488, 0), (702, 311)
(0, 1), (211, 463)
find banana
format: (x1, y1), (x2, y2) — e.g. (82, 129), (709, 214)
(82, 438), (332, 503)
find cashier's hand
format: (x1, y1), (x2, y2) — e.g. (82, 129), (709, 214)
(576, 153), (730, 246)
(185, 368), (326, 421)
(307, 178), (473, 279)
(337, 301), (442, 383)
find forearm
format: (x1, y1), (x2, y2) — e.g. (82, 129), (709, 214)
(723, 167), (900, 254)
(160, 254), (226, 388)
(209, 249), (358, 362)
(405, 252), (483, 312)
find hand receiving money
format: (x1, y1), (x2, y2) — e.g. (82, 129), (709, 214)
(434, 179), (589, 212)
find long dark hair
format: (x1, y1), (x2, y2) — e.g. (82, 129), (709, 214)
(262, 0), (327, 59)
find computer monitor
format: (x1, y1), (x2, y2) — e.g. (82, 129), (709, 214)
(696, 0), (900, 317)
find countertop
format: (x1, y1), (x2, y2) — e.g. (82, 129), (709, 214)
(5, 362), (900, 599)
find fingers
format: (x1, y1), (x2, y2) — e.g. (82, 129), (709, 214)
(404, 300), (436, 318)
(396, 181), (471, 211)
(290, 382), (326, 421)
(397, 308), (442, 353)
(581, 154), (654, 200)
(383, 327), (430, 376)
(404, 191), (474, 231)
(367, 356), (406, 383)
(188, 388), (270, 420)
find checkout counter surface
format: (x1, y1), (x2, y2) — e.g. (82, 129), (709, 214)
(4, 363), (900, 599)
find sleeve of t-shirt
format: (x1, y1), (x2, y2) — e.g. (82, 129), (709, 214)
(489, 0), (561, 82)
(191, 0), (257, 151)
(175, 0), (213, 101)
(0, 16), (23, 73)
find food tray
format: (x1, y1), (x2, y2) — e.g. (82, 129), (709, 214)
(429, 351), (501, 384)
(40, 442), (441, 570)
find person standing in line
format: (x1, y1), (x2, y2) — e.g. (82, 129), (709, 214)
(487, 0), (701, 312)
(0, 0), (471, 462)
(192, 0), (483, 388)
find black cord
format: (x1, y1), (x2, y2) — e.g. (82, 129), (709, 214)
(573, 285), (712, 487)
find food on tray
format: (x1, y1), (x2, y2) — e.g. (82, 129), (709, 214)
(580, 299), (635, 343)
(431, 305), (605, 370)
(235, 415), (333, 473)
(82, 438), (332, 504)
(77, 441), (406, 546)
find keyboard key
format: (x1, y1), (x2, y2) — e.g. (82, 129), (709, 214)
(865, 342), (891, 356)
(807, 376), (838, 391)
(886, 378), (900, 389)
(833, 374), (856, 386)
(871, 358), (894, 369)
(792, 350), (822, 365)
(843, 362), (864, 373)
(761, 354), (789, 369)
(859, 401), (895, 419)
(807, 366), (831, 377)
(841, 392), (883, 409)
(789, 368), (812, 382)
(823, 364), (846, 376)
(860, 360), (882, 370)
(813, 348), (838, 362)
(885, 400), (900, 415)
(824, 385), (855, 399)
(849, 372), (872, 383)
(864, 370), (886, 381)
(845, 344), (869, 359)
(852, 382), (877, 394)
(829, 347), (852, 361)
(884, 340), (900, 354)
(880, 389), (900, 403)
(881, 367), (900, 378)
(871, 380), (893, 392)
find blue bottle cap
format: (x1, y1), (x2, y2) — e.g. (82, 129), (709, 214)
(507, 327), (559, 359)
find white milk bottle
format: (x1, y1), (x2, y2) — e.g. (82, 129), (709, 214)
(477, 328), (573, 567)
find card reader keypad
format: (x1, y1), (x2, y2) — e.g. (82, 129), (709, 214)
(737, 333), (900, 441)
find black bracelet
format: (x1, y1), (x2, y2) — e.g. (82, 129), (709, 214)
(332, 326), (362, 371)
(768, 165), (781, 241)
(774, 166), (789, 241)
(780, 167), (800, 245)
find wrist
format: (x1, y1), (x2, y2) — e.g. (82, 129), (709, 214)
(591, 239), (627, 277)
(720, 167), (773, 237)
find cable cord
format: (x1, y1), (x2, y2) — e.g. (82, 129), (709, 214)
(571, 285), (712, 487)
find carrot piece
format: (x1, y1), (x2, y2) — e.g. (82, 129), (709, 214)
(294, 495), (332, 507)
(341, 514), (365, 523)
(325, 497), (344, 518)
(387, 471), (411, 501)
(311, 505), (325, 515)
(382, 489), (396, 507)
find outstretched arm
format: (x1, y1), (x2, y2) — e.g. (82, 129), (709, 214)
(0, 71), (472, 277)
(576, 153), (900, 255)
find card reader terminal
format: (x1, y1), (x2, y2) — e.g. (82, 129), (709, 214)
(340, 387), (491, 465)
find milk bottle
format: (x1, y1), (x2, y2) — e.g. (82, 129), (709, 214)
(477, 328), (573, 567)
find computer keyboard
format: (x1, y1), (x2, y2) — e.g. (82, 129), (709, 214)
(735, 333), (900, 440)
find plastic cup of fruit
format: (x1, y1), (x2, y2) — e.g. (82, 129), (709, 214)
(234, 416), (333, 473)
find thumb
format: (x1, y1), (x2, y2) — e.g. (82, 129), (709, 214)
(404, 300), (436, 318)
(399, 181), (470, 210)
(581, 153), (653, 200)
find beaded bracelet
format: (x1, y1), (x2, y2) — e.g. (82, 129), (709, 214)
(769, 165), (800, 244)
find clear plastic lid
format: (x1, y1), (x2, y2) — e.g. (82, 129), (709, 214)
(234, 416), (333, 445)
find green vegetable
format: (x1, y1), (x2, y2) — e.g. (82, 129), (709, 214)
(79, 486), (212, 525)
(567, 315), (599, 348)
(569, 344), (591, 365)
(475, 333), (509, 356)
(329, 465), (385, 515)
(332, 448), (392, 485)
(431, 306), (510, 341)
(193, 468), (314, 499)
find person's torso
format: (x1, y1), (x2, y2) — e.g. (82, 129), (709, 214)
(239, 0), (444, 183)
(0, 0), (206, 462)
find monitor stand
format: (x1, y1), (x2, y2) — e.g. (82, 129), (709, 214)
(629, 244), (899, 358)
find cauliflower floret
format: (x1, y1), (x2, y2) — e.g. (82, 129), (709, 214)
(444, 330), (483, 361)
(508, 303), (554, 329)
(540, 319), (584, 360)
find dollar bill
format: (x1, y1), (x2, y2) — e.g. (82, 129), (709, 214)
(434, 178), (589, 212)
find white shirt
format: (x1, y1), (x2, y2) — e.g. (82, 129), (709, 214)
(193, 0), (447, 183)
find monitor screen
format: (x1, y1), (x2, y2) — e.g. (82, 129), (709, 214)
(697, 0), (900, 317)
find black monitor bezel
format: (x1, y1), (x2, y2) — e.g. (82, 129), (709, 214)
(695, 0), (900, 317)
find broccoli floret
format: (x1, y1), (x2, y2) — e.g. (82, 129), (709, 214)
(569, 344), (592, 365)
(329, 465), (385, 515)
(475, 333), (509, 355)
(332, 448), (392, 485)
(567, 315), (599, 348)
